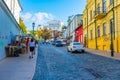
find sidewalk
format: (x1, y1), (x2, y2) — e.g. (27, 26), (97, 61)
(85, 48), (120, 60)
(0, 48), (37, 80)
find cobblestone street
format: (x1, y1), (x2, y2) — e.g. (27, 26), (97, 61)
(33, 43), (120, 80)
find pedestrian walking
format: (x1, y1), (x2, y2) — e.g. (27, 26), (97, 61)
(29, 38), (35, 59)
(26, 37), (30, 53)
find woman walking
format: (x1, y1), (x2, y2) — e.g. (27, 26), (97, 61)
(29, 38), (35, 59)
(26, 37), (30, 53)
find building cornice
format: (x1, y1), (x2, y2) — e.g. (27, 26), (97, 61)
(18, 0), (23, 11)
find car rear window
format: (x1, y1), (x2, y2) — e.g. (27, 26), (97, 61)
(56, 41), (62, 43)
(73, 43), (81, 45)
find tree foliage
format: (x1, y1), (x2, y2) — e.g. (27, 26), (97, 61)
(37, 28), (52, 40)
(29, 30), (37, 36)
(19, 18), (27, 34)
(54, 30), (59, 39)
(37, 28), (43, 39)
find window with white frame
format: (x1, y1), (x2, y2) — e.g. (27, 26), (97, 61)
(102, 0), (106, 13)
(110, 19), (114, 33)
(103, 23), (106, 35)
(97, 3), (100, 13)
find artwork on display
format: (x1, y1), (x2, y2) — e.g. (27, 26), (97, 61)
(0, 41), (4, 46)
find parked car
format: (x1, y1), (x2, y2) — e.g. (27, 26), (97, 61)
(67, 42), (84, 53)
(50, 40), (55, 45)
(55, 40), (63, 47)
(62, 39), (67, 46)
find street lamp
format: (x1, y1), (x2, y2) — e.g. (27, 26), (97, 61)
(32, 22), (35, 36)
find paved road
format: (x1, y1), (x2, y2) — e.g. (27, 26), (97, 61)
(33, 43), (120, 80)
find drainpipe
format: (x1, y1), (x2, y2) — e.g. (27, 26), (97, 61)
(110, 0), (115, 56)
(86, 8), (88, 48)
(113, 0), (115, 40)
(94, 0), (98, 49)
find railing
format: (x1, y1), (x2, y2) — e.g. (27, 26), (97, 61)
(94, 8), (107, 19)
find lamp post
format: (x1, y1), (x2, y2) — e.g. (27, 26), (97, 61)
(32, 22), (35, 36)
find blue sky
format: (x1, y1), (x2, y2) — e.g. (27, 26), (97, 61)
(20, 0), (86, 30)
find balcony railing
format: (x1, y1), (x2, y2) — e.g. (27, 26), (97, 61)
(94, 8), (107, 19)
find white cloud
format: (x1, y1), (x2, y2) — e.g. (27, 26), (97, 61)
(21, 12), (55, 30)
(34, 12), (54, 25)
(21, 12), (32, 22)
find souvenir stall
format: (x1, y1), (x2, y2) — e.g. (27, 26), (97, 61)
(5, 35), (27, 57)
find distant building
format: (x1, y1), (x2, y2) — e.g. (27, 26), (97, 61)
(47, 20), (63, 31)
(66, 14), (83, 42)
(37, 25), (43, 30)
(75, 21), (83, 43)
(47, 20), (64, 40)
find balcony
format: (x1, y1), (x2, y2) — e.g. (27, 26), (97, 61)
(94, 9), (106, 19)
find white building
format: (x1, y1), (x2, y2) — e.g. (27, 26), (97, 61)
(47, 20), (63, 31)
(4, 0), (22, 23)
(66, 14), (83, 42)
(0, 0), (22, 60)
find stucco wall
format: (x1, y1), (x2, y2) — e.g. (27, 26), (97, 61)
(0, 1), (20, 60)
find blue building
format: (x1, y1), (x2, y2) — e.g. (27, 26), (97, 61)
(0, 0), (22, 60)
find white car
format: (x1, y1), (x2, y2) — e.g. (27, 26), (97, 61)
(67, 42), (85, 53)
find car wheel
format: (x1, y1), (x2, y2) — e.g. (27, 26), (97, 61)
(71, 49), (74, 53)
(82, 50), (85, 53)
(67, 48), (70, 52)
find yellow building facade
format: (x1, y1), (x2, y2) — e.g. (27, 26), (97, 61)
(83, 0), (120, 53)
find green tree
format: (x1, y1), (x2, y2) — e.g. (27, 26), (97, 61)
(54, 30), (59, 39)
(19, 18), (27, 34)
(29, 30), (37, 36)
(37, 28), (52, 41)
(37, 28), (43, 39)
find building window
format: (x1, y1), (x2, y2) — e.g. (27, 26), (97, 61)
(90, 10), (92, 20)
(97, 3), (100, 14)
(90, 30), (92, 39)
(103, 23), (106, 35)
(102, 0), (106, 13)
(110, 0), (114, 4)
(97, 26), (100, 37)
(110, 19), (114, 33)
